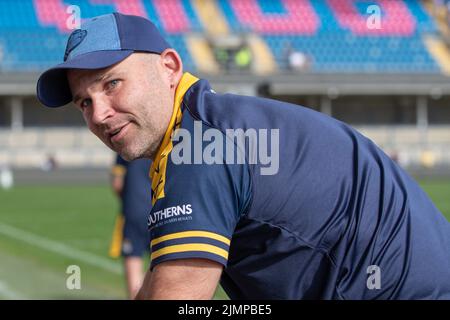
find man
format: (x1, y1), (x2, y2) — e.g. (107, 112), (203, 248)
(109, 154), (152, 299)
(37, 13), (450, 299)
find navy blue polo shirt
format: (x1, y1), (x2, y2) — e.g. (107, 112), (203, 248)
(147, 73), (450, 299)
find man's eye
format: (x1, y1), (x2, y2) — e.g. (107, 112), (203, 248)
(80, 99), (92, 109)
(108, 79), (119, 89)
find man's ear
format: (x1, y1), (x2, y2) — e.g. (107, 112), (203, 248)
(160, 49), (183, 89)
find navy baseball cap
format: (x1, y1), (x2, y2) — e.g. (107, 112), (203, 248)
(37, 13), (171, 108)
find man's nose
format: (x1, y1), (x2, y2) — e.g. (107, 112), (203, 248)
(91, 96), (115, 125)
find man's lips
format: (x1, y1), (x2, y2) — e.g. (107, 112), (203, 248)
(108, 123), (130, 143)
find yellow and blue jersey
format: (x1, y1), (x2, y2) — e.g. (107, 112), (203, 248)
(148, 73), (450, 299)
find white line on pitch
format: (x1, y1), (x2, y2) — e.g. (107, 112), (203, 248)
(0, 223), (122, 274)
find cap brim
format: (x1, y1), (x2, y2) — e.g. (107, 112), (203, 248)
(37, 50), (133, 108)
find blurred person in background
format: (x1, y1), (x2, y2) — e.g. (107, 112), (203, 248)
(233, 44), (252, 71)
(40, 153), (58, 172)
(109, 154), (152, 299)
(288, 50), (311, 72)
(283, 42), (311, 72)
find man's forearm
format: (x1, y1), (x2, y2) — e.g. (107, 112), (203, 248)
(135, 269), (152, 300)
(135, 259), (222, 300)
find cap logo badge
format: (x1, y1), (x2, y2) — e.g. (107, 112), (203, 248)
(64, 29), (87, 61)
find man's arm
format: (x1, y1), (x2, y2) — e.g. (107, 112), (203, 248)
(135, 258), (223, 300)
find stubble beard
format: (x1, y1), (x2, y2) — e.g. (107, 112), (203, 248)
(116, 120), (162, 162)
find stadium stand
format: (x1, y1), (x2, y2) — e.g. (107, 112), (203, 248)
(0, 0), (449, 172)
(0, 0), (445, 73)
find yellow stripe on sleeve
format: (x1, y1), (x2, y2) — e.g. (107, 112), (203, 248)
(151, 243), (229, 261)
(151, 230), (231, 247)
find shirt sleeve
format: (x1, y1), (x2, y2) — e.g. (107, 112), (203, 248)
(148, 155), (252, 270)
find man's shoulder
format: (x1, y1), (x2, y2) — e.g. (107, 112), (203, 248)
(182, 78), (310, 133)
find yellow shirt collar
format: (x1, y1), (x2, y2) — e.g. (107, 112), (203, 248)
(149, 72), (199, 203)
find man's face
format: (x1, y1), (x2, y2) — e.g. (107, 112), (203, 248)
(67, 52), (175, 161)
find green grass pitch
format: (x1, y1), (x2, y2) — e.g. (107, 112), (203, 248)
(0, 180), (448, 299)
